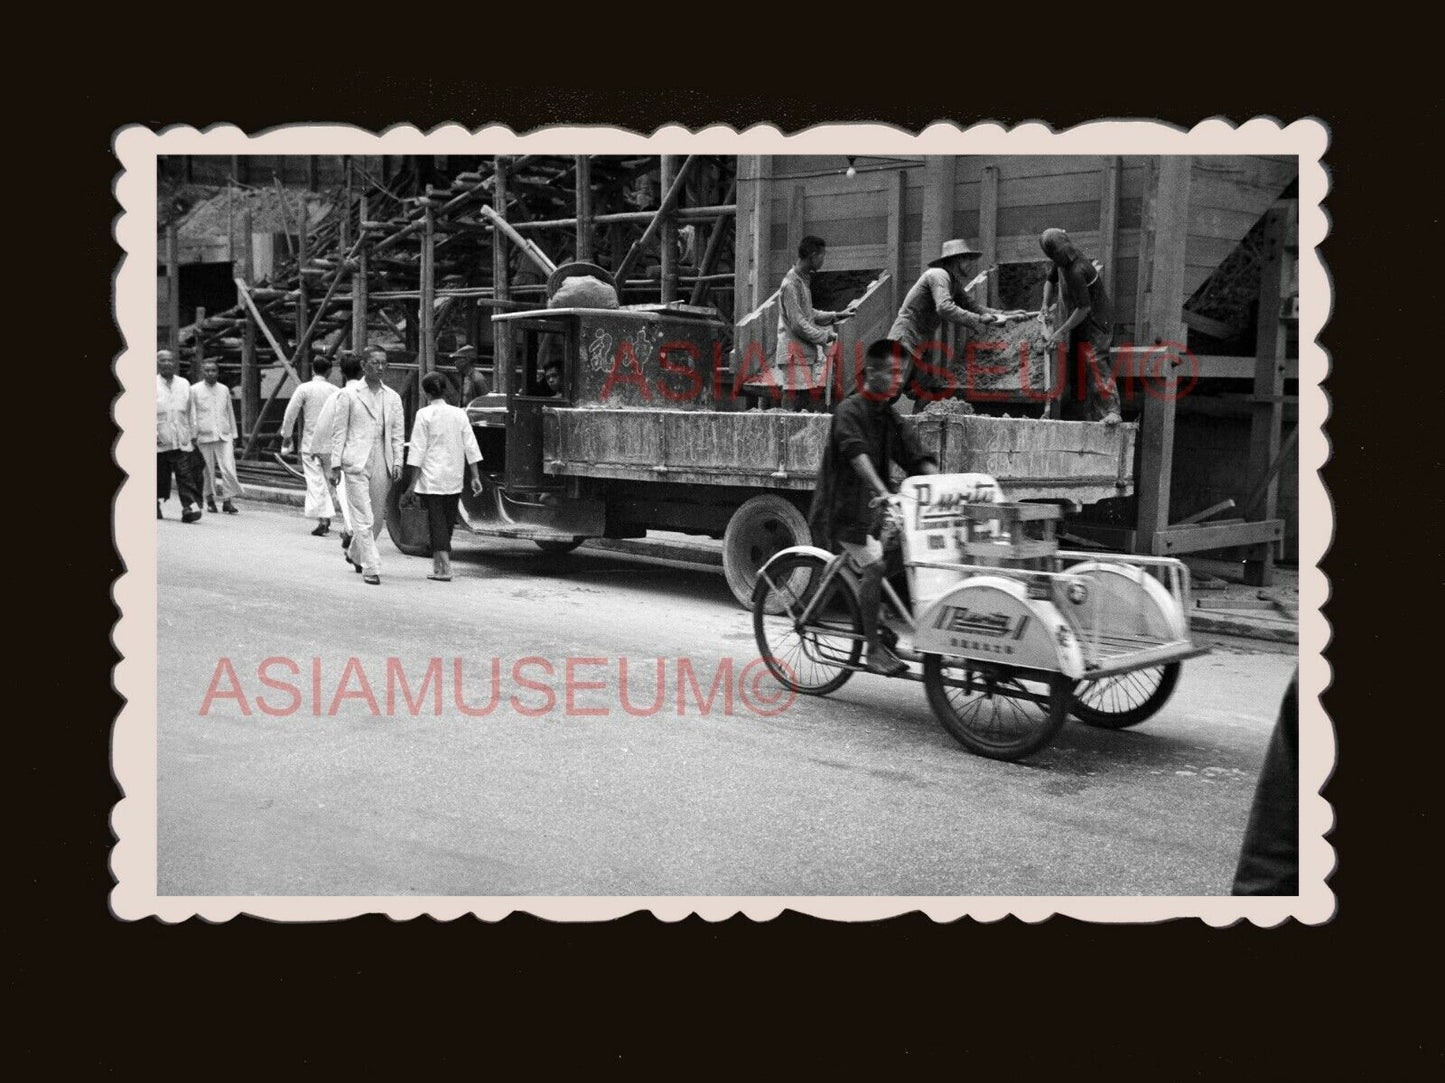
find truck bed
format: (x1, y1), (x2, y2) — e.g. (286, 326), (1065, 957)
(543, 407), (1136, 506)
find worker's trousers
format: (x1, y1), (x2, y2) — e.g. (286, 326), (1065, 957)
(197, 439), (242, 501)
(301, 451), (335, 520)
(157, 447), (202, 510)
(344, 438), (391, 576)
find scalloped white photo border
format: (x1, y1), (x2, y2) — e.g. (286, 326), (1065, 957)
(111, 119), (1331, 924)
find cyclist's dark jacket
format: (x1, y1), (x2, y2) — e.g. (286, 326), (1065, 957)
(808, 391), (936, 551)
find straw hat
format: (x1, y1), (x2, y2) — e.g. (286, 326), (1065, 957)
(928, 239), (984, 268)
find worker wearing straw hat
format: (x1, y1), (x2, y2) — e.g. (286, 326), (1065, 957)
(888, 239), (1018, 406)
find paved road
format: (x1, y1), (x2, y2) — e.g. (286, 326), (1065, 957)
(155, 500), (1296, 897)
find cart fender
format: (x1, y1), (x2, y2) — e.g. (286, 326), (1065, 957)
(1066, 562), (1186, 641)
(756, 545), (858, 587)
(914, 576), (1086, 680)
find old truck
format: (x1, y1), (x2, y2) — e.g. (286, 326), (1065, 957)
(386, 289), (1137, 608)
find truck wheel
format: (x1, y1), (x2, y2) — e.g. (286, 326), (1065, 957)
(722, 495), (812, 610)
(385, 478), (431, 557)
(534, 538), (584, 554)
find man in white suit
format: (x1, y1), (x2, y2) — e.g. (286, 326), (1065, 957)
(311, 354), (364, 550)
(281, 354), (341, 535)
(326, 345), (404, 585)
(191, 359), (243, 514)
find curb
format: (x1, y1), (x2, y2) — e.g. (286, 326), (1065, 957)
(242, 481), (1294, 644)
(1188, 613), (1298, 645)
(242, 482), (306, 508)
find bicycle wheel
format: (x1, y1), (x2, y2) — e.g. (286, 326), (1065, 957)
(752, 553), (863, 696)
(1070, 663), (1181, 729)
(922, 657), (1070, 761)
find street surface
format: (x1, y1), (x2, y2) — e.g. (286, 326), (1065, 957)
(155, 500), (1296, 896)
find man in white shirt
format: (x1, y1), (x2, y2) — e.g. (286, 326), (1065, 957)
(311, 355), (364, 552)
(281, 355), (341, 535)
(156, 350), (202, 523)
(402, 372), (484, 581)
(326, 345), (404, 585)
(190, 359), (242, 514)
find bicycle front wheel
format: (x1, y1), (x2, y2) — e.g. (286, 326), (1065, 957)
(752, 553), (863, 696)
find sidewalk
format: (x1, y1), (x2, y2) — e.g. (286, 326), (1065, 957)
(240, 480), (1296, 644)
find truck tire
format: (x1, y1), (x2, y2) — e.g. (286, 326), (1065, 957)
(722, 494), (812, 610)
(385, 478), (431, 557)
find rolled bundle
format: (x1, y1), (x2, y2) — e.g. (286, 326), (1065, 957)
(547, 260), (620, 310)
(550, 275), (619, 310)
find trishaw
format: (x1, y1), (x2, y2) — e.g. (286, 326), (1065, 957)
(750, 473), (1209, 762)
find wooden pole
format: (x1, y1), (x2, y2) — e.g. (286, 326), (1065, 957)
(660, 156), (679, 302)
(273, 175), (296, 260)
(574, 155), (593, 262)
(191, 307), (206, 382)
(476, 205), (556, 276)
(733, 157), (756, 315)
(689, 180), (738, 307)
(614, 155), (699, 286)
(786, 184), (805, 267)
(352, 194), (369, 352)
(1243, 202), (1295, 587)
(920, 156), (956, 274)
(1135, 156), (1192, 556)
(239, 211), (259, 443)
(749, 156), (773, 311)
(296, 205), (310, 381)
(886, 171), (907, 315)
(166, 221), (181, 358)
(979, 164), (999, 307)
(340, 158), (352, 252)
(420, 205), (436, 376)
(492, 157), (510, 395)
(1098, 156), (1121, 301)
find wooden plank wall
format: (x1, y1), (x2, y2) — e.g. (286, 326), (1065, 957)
(748, 154), (1297, 343)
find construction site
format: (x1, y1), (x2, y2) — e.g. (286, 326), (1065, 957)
(157, 152), (1300, 603)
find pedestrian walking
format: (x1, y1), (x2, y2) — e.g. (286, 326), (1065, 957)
(190, 359), (242, 514)
(402, 372), (484, 581)
(156, 349), (203, 523)
(281, 355), (341, 535)
(325, 346), (404, 585)
(311, 354), (364, 549)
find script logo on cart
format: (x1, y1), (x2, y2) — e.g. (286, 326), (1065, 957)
(911, 481), (1002, 526)
(933, 607), (1030, 640)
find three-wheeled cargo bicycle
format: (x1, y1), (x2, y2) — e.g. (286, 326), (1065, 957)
(751, 473), (1210, 761)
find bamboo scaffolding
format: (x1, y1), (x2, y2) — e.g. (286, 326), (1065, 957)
(614, 155), (698, 284)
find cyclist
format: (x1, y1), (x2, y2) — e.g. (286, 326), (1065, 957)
(808, 338), (939, 676)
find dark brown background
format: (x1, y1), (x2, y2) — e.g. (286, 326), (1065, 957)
(26, 54), (1427, 1072)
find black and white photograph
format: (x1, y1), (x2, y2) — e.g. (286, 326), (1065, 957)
(113, 124), (1328, 920)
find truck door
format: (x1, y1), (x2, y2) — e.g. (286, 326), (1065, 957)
(505, 317), (571, 490)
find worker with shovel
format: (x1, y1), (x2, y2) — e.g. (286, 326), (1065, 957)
(1039, 227), (1122, 425)
(888, 239), (1018, 408)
